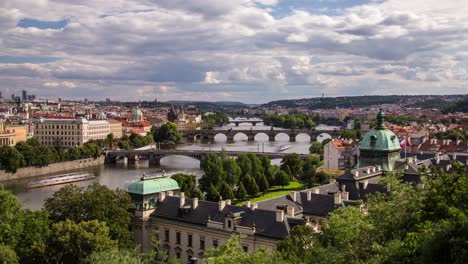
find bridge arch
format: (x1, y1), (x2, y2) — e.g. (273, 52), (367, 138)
(316, 133), (332, 142)
(254, 132), (269, 141)
(232, 132), (249, 141)
(159, 155), (202, 168)
(295, 132), (311, 142)
(212, 133), (228, 142)
(274, 132), (290, 142)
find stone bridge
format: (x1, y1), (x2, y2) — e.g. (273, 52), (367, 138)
(227, 119), (263, 126)
(183, 128), (342, 142)
(105, 149), (309, 165)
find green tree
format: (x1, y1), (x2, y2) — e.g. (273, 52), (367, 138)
(16, 209), (51, 264)
(44, 183), (133, 249)
(0, 146), (25, 172)
(48, 220), (117, 263)
(309, 141), (323, 155)
(223, 159), (242, 185)
(280, 153), (303, 179)
(236, 182), (248, 200)
(206, 183), (221, 202)
(152, 122), (181, 144)
(0, 244), (19, 264)
(274, 170), (290, 188)
(219, 182), (235, 200)
(257, 174), (270, 193)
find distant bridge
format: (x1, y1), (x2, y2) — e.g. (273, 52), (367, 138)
(182, 128), (343, 142)
(227, 119), (263, 126)
(105, 149), (309, 165)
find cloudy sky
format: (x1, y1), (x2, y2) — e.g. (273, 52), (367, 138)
(1, 0), (467, 103)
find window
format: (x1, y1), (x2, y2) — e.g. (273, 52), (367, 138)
(188, 234), (193, 247)
(213, 239), (218, 248)
(176, 252), (181, 259)
(242, 245), (248, 252)
(176, 232), (181, 245)
(228, 220), (232, 228)
(200, 237), (205, 250)
(188, 255), (193, 263)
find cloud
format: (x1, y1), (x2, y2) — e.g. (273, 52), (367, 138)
(0, 0), (467, 102)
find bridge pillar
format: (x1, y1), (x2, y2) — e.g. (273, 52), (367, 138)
(148, 155), (161, 166)
(235, 123), (239, 127)
(247, 134), (255, 141)
(128, 155), (139, 163)
(289, 135), (296, 142)
(227, 134), (234, 142)
(252, 122), (257, 126)
(269, 134), (275, 142)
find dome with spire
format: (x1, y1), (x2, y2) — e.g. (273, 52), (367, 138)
(360, 110), (401, 152)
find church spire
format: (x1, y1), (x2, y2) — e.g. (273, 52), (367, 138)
(375, 108), (386, 130)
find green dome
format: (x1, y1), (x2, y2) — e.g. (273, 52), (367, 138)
(128, 177), (179, 195)
(360, 110), (401, 152)
(132, 109), (143, 116)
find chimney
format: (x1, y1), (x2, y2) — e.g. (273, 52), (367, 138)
(342, 191), (349, 201)
(290, 192), (297, 202)
(245, 201), (251, 208)
(363, 180), (369, 189)
(179, 192), (185, 208)
(313, 188), (320, 194)
(219, 200), (226, 211)
(456, 139), (461, 145)
(329, 179), (336, 183)
(192, 197), (199, 209)
(445, 164), (451, 171)
(167, 191), (174, 196)
(376, 165), (381, 171)
(307, 190), (312, 201)
(352, 170), (359, 177)
(372, 166), (376, 173)
(453, 153), (457, 160)
(334, 192), (342, 205)
(159, 191), (166, 202)
(405, 164), (409, 170)
(366, 168), (371, 174)
(276, 210), (284, 222)
(286, 206), (295, 216)
(225, 199), (231, 205)
(250, 203), (258, 211)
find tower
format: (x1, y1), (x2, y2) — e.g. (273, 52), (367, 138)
(358, 109), (401, 172)
(127, 173), (180, 250)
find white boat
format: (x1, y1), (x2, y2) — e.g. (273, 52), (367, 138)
(278, 145), (291, 152)
(28, 172), (95, 188)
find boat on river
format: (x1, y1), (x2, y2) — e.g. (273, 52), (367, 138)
(278, 145), (291, 152)
(27, 172), (95, 188)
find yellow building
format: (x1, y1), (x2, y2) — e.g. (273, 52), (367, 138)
(0, 120), (16, 146)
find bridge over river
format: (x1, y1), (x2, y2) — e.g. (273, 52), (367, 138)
(105, 149), (310, 165)
(182, 128), (343, 142)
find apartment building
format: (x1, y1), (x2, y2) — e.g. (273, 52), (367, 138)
(33, 117), (110, 147)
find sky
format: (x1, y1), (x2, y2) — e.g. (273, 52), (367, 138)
(0, 0), (467, 103)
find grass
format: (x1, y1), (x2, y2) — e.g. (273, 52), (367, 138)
(236, 181), (305, 205)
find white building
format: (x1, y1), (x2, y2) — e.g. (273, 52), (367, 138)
(324, 139), (358, 170)
(33, 117), (110, 147)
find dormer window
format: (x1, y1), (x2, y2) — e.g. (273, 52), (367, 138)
(228, 220), (232, 228)
(370, 135), (377, 145)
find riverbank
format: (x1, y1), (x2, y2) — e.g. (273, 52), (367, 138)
(0, 156), (105, 181)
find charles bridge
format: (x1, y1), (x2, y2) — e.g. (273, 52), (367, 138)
(105, 149), (310, 165)
(182, 128), (342, 142)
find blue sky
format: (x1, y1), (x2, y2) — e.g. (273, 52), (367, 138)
(0, 0), (467, 102)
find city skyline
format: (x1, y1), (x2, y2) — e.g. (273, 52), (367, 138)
(1, 0), (468, 103)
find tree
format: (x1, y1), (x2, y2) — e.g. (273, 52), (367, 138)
(236, 182), (247, 200)
(275, 170), (290, 188)
(236, 154), (252, 177)
(152, 122), (181, 144)
(280, 153), (303, 179)
(0, 187), (25, 248)
(309, 141), (323, 155)
(0, 244), (19, 264)
(223, 159), (242, 185)
(44, 183), (133, 249)
(257, 174), (270, 193)
(171, 174), (198, 198)
(16, 209), (51, 264)
(0, 146), (25, 172)
(205, 183), (221, 202)
(48, 220), (117, 263)
(219, 182), (235, 200)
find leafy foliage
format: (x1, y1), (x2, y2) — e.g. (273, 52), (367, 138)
(263, 114), (315, 129)
(151, 122), (181, 144)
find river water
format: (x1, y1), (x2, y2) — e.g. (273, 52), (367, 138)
(2, 122), (339, 209)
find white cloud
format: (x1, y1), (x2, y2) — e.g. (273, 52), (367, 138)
(0, 0), (467, 102)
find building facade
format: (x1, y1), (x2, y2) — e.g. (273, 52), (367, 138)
(33, 117), (110, 147)
(323, 139), (357, 170)
(0, 119), (16, 146)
